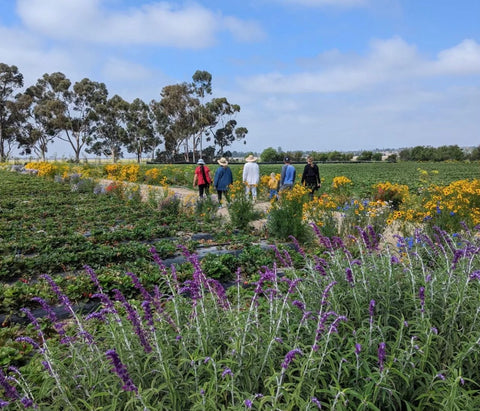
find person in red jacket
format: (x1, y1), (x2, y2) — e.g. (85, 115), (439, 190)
(193, 159), (212, 198)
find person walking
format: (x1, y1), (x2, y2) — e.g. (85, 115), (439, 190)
(242, 154), (260, 201)
(301, 155), (321, 200)
(268, 172), (279, 200)
(213, 157), (233, 207)
(193, 159), (212, 198)
(279, 156), (296, 191)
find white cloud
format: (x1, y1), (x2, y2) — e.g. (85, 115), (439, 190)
(433, 39), (480, 75)
(239, 38), (480, 94)
(16, 0), (264, 48)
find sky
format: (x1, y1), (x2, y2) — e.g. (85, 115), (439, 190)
(1, 0), (479, 158)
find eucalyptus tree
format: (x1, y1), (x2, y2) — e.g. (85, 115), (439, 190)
(125, 98), (157, 163)
(158, 82), (198, 161)
(63, 78), (108, 162)
(0, 63), (24, 161)
(16, 74), (69, 161)
(87, 94), (129, 163)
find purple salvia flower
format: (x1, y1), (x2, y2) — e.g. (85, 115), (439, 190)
(311, 397), (322, 409)
(275, 337), (283, 344)
(206, 278), (230, 309)
(378, 342), (386, 372)
(31, 297), (66, 338)
(289, 235), (306, 257)
(469, 270), (480, 281)
(436, 373), (446, 380)
(282, 249), (293, 267)
(244, 399), (253, 409)
(84, 265), (102, 292)
(313, 255), (328, 276)
(150, 246), (167, 270)
(321, 281), (337, 305)
(369, 300), (376, 323)
(0, 369), (19, 400)
(292, 300), (306, 311)
(345, 268), (354, 285)
(329, 315), (348, 334)
(425, 273), (432, 283)
(390, 255), (400, 264)
(0, 400), (10, 407)
(314, 310), (338, 340)
(141, 300), (155, 328)
(20, 396), (34, 408)
(105, 349), (138, 393)
(271, 245), (288, 267)
(41, 361), (54, 376)
(126, 272), (152, 302)
(355, 343), (362, 356)
(40, 274), (72, 310)
(351, 259), (362, 266)
(16, 336), (40, 351)
(431, 327), (438, 335)
(221, 368), (233, 378)
(281, 348), (303, 370)
(419, 287), (425, 312)
(114, 289), (152, 353)
(20, 308), (41, 333)
(282, 277), (303, 294)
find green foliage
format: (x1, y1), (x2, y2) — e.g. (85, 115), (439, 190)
(228, 194), (261, 230)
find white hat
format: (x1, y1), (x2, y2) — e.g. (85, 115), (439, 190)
(245, 154), (257, 162)
(217, 157), (228, 166)
(197, 159), (205, 165)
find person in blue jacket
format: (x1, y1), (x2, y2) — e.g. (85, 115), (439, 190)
(214, 157), (234, 207)
(280, 156), (296, 191)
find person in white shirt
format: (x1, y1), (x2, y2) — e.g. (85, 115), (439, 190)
(242, 154), (260, 202)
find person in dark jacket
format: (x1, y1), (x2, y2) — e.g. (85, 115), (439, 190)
(213, 157), (233, 206)
(301, 155), (321, 200)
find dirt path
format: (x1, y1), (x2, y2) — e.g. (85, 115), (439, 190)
(98, 179), (271, 227)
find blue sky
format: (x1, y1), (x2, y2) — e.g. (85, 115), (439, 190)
(1, 0), (479, 157)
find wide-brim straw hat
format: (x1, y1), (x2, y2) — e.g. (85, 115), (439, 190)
(217, 157), (228, 166)
(245, 154), (257, 162)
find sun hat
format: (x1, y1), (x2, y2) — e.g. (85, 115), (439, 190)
(217, 157), (228, 166)
(245, 154), (257, 162)
(197, 159), (205, 165)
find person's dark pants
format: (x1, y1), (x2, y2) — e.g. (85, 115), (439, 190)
(306, 183), (319, 200)
(217, 190), (229, 203)
(198, 184), (210, 198)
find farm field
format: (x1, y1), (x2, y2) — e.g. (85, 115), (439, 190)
(1, 161), (480, 409)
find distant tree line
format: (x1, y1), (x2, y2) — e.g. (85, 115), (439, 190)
(258, 145), (479, 163)
(399, 145), (480, 161)
(0, 63), (247, 163)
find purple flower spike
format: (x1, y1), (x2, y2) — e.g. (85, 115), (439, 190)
(321, 281), (337, 305)
(311, 397), (322, 408)
(345, 268), (354, 285)
(281, 348), (303, 370)
(221, 367), (233, 378)
(244, 399), (253, 409)
(419, 286), (425, 312)
(355, 343), (362, 356)
(0, 369), (19, 400)
(378, 342), (386, 372)
(369, 300), (376, 323)
(105, 349), (138, 393)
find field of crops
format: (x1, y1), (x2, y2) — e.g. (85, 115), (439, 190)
(1, 161), (480, 409)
